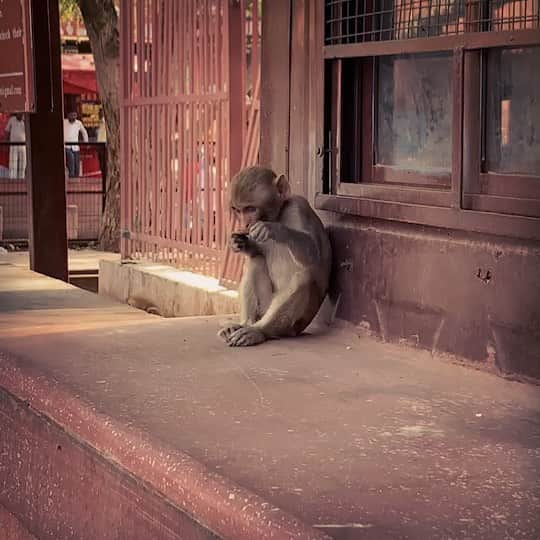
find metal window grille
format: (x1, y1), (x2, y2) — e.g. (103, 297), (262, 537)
(120, 0), (260, 285)
(325, 0), (540, 45)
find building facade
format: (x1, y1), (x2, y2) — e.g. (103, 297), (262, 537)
(260, 0), (540, 380)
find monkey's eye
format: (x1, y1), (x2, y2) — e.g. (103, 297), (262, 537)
(231, 207), (240, 215)
(244, 206), (257, 214)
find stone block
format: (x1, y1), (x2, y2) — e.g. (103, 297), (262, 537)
(99, 259), (239, 317)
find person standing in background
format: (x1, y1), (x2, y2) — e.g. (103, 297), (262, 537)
(96, 108), (107, 185)
(64, 111), (88, 178)
(4, 113), (26, 180)
(96, 108), (107, 144)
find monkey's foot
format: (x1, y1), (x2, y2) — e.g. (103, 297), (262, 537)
(217, 324), (242, 343)
(226, 326), (266, 347)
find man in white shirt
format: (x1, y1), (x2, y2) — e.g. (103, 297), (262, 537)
(4, 113), (26, 180)
(63, 111), (88, 177)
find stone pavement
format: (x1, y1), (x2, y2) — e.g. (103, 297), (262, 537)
(0, 262), (539, 539)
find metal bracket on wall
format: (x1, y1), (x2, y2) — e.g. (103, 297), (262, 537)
(316, 146), (332, 157)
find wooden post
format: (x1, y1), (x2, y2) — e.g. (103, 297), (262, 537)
(26, 0), (68, 281)
(260, 0), (291, 175)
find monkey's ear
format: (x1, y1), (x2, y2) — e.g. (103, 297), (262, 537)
(274, 174), (291, 199)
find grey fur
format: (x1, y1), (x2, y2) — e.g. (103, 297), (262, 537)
(218, 167), (332, 347)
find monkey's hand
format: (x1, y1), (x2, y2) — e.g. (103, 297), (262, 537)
(248, 221), (274, 243)
(230, 233), (260, 257)
(230, 233), (249, 253)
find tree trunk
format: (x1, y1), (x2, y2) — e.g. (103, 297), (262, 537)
(78, 0), (120, 251)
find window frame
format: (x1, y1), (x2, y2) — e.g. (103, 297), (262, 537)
(462, 46), (540, 218)
(329, 52), (457, 199)
(316, 2), (540, 241)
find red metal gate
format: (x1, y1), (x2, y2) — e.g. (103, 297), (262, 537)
(120, 0), (259, 283)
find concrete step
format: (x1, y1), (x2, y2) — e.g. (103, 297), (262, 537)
(0, 265), (327, 540)
(1, 385), (220, 540)
(69, 270), (99, 293)
(0, 352), (326, 540)
(0, 505), (37, 540)
(99, 258), (239, 318)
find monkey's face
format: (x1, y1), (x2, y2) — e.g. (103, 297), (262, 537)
(230, 167), (289, 233)
(231, 187), (282, 233)
(232, 204), (259, 232)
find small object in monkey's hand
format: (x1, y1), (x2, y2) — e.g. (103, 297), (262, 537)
(230, 232), (249, 253)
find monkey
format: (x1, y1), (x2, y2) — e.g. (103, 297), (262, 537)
(218, 166), (331, 347)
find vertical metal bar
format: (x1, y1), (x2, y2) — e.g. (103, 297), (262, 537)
(215, 1), (224, 251)
(154, 0), (159, 98)
(126, 0), (134, 259)
(128, 0), (134, 101)
(143, 105), (148, 241)
(152, 4), (159, 248)
(451, 48), (464, 208)
(150, 0), (155, 98)
(181, 103), (188, 246)
(188, 0), (195, 248)
(362, 58), (374, 183)
(210, 2), (217, 253)
(140, 103), (145, 255)
(223, 0), (231, 255)
(462, 50), (481, 201)
(196, 0), (202, 252)
(172, 104), (179, 243)
(330, 59), (342, 191)
(163, 1), (170, 241)
(181, 0), (188, 246)
(252, 0), (260, 89)
(192, 2), (200, 249)
(178, 1), (186, 245)
(204, 0), (211, 250)
(141, 0), (147, 98)
(132, 104), (138, 256)
(158, 102), (163, 244)
(228, 0), (245, 178)
(120, 0), (129, 257)
(201, 0), (207, 250)
(210, 3), (217, 252)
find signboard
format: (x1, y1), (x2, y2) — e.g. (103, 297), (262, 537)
(0, 0), (34, 112)
(81, 101), (100, 128)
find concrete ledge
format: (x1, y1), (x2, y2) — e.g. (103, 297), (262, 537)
(0, 505), (36, 540)
(99, 259), (239, 317)
(2, 264), (540, 540)
(0, 353), (324, 540)
(0, 385), (218, 540)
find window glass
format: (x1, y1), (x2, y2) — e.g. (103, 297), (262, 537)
(486, 46), (540, 176)
(377, 52), (452, 173)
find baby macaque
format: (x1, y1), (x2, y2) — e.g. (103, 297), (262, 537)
(218, 166), (331, 346)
